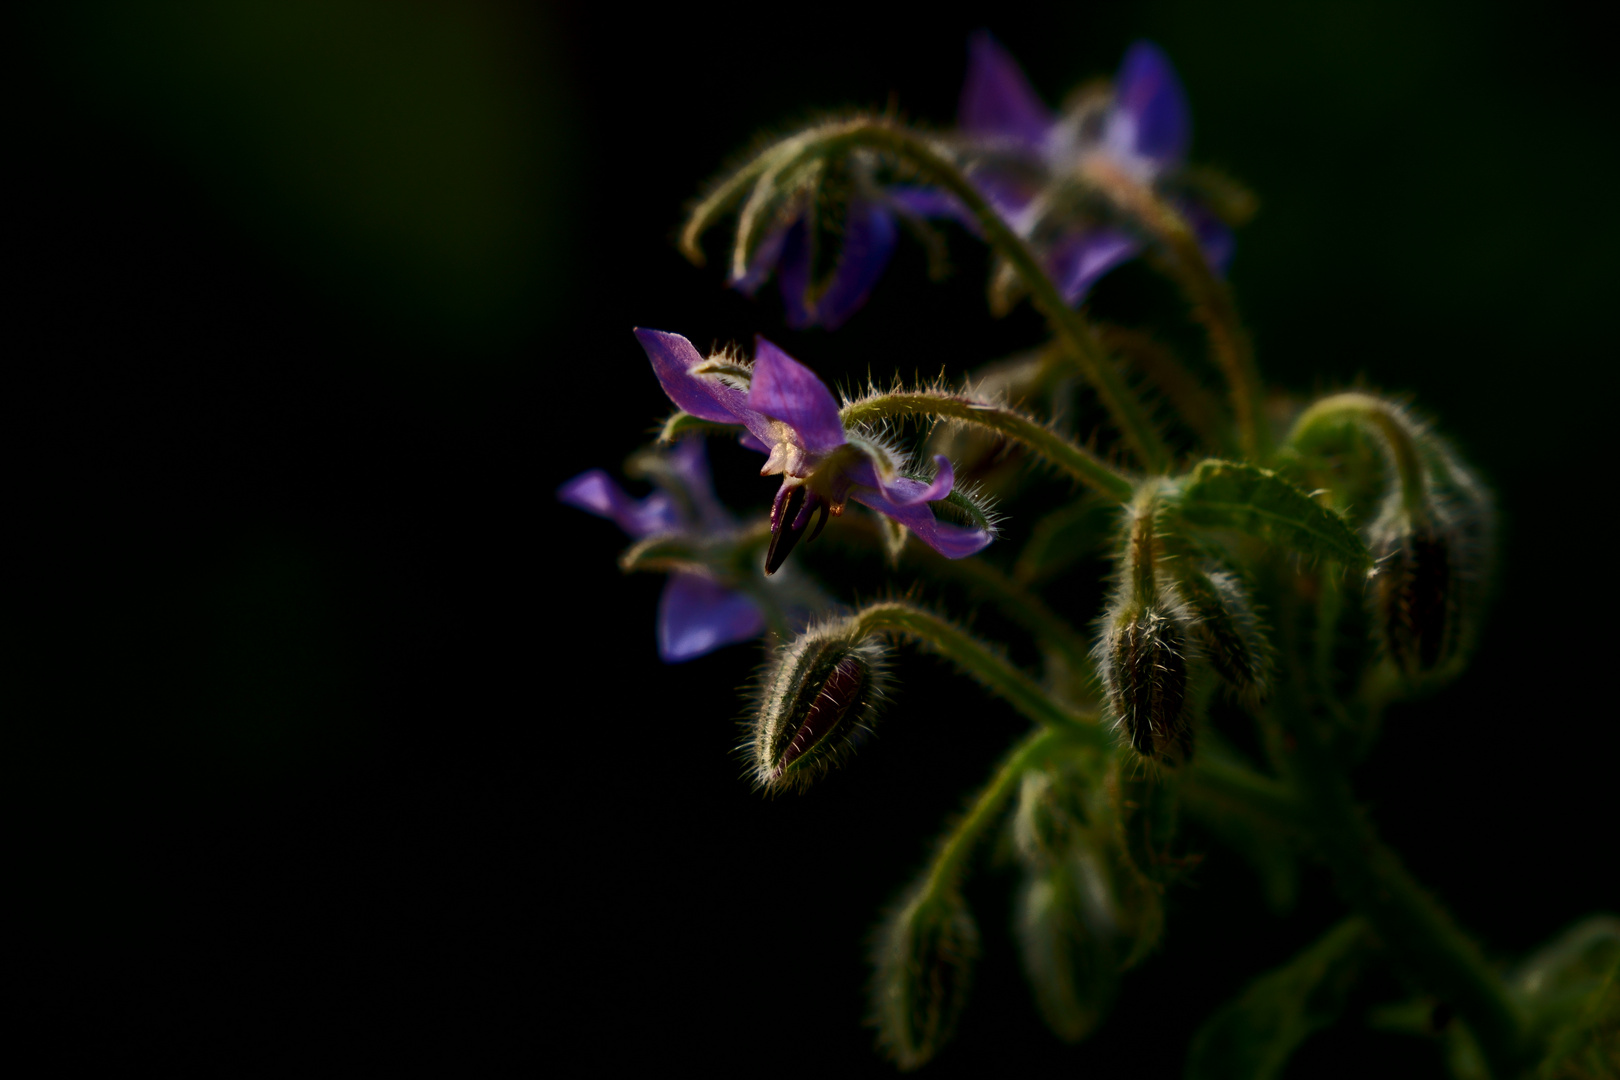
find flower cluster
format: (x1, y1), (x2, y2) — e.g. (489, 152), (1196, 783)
(557, 30), (1547, 1080)
(956, 34), (1232, 304)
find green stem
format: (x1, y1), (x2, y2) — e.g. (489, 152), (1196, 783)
(839, 391), (1136, 502)
(847, 602), (1107, 748)
(818, 514), (1096, 682)
(1086, 166), (1268, 461)
(692, 119), (1172, 472)
(1182, 754), (1300, 834)
(1268, 682), (1527, 1075)
(1289, 393), (1428, 521)
(922, 726), (1064, 897)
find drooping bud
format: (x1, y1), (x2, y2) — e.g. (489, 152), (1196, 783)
(1370, 427), (1494, 683)
(1098, 604), (1194, 764)
(751, 618), (889, 792)
(1173, 561), (1271, 701)
(1097, 483), (1197, 764)
(871, 885), (979, 1071)
(1008, 765), (1122, 1042)
(1372, 525), (1457, 678)
(1014, 849), (1121, 1043)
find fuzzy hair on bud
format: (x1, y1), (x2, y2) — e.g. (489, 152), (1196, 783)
(1014, 850), (1121, 1043)
(750, 618), (890, 792)
(870, 885), (978, 1071)
(1096, 603), (1195, 765)
(1176, 563), (1271, 701)
(1367, 426), (1495, 683)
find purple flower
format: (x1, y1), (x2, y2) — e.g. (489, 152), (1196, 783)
(957, 34), (1233, 304)
(732, 182), (960, 331)
(558, 438), (768, 663)
(635, 328), (995, 574)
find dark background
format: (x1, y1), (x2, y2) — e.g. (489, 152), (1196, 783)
(9, 0), (1615, 1072)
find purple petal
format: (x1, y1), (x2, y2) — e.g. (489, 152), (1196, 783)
(730, 216), (793, 296)
(657, 573), (766, 662)
(1181, 199), (1234, 275)
(959, 31), (1054, 148)
(1048, 227), (1142, 304)
(746, 337), (847, 454)
(557, 469), (679, 539)
(664, 437), (728, 527)
(634, 329), (750, 426)
(739, 432), (771, 454)
(1112, 41), (1191, 169)
(886, 184), (974, 227)
(848, 488), (994, 560)
(848, 454), (956, 507)
(801, 199), (899, 330)
(775, 219), (814, 328)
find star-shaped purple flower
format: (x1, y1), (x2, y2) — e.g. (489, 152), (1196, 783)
(957, 33), (1233, 304)
(635, 328), (994, 574)
(732, 183), (962, 331)
(558, 438), (767, 663)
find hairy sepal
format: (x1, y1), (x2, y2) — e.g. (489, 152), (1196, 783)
(870, 885), (978, 1071)
(750, 617), (890, 792)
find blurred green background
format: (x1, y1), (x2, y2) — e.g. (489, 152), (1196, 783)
(9, 0), (1615, 1072)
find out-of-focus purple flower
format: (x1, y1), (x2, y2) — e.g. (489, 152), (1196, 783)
(558, 438), (767, 663)
(956, 33), (1233, 304)
(635, 328), (995, 573)
(732, 183), (961, 331)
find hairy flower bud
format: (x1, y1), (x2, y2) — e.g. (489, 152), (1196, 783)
(1373, 526), (1457, 678)
(1097, 604), (1194, 764)
(751, 619), (890, 792)
(1014, 850), (1121, 1043)
(1175, 563), (1271, 700)
(871, 886), (978, 1070)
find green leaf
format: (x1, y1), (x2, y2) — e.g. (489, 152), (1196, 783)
(1185, 918), (1375, 1080)
(1176, 461), (1370, 571)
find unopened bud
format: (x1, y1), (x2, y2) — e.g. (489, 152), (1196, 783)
(1175, 563), (1270, 700)
(871, 886), (978, 1070)
(751, 619), (889, 792)
(1014, 849), (1121, 1043)
(1374, 526), (1457, 678)
(1097, 604), (1194, 764)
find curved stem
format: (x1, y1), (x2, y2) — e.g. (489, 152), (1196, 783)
(847, 602), (1107, 748)
(1289, 393), (1428, 521)
(1084, 166), (1267, 461)
(923, 726), (1064, 897)
(1261, 634), (1527, 1075)
(1182, 754), (1300, 834)
(840, 391), (1136, 502)
(695, 119), (1172, 472)
(816, 514), (1097, 683)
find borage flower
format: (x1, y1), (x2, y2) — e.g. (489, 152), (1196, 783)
(635, 329), (995, 574)
(956, 34), (1235, 304)
(558, 438), (773, 662)
(731, 170), (961, 331)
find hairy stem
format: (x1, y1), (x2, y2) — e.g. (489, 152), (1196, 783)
(1085, 165), (1268, 461)
(922, 726), (1065, 897)
(1182, 753), (1300, 834)
(1265, 678), (1526, 1075)
(1289, 393), (1428, 521)
(691, 119), (1172, 471)
(840, 391), (1136, 502)
(847, 602), (1106, 747)
(818, 513), (1097, 684)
